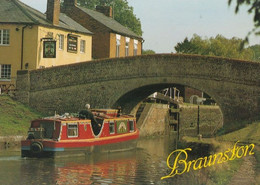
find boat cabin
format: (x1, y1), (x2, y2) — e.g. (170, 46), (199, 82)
(26, 110), (136, 141)
(22, 109), (139, 157)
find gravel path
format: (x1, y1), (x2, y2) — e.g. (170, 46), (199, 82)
(228, 155), (256, 185)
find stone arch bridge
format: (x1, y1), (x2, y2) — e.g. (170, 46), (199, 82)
(16, 54), (260, 124)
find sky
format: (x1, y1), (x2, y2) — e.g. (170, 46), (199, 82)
(20, 0), (260, 53)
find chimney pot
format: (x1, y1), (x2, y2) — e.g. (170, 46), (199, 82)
(96, 6), (113, 18)
(46, 0), (60, 25)
(64, 0), (77, 7)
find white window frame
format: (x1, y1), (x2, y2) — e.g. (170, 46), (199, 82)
(59, 34), (64, 50)
(116, 34), (121, 57)
(67, 123), (78, 138)
(125, 37), (130, 57)
(0, 64), (11, 81)
(134, 39), (138, 56)
(80, 39), (86, 53)
(0, 29), (10, 46)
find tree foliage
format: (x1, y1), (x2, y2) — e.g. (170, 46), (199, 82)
(248, 45), (260, 61)
(77, 0), (142, 36)
(142, 49), (156, 55)
(174, 34), (255, 60)
(228, 0), (260, 45)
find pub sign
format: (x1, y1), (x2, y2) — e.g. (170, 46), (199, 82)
(67, 34), (78, 53)
(43, 41), (56, 58)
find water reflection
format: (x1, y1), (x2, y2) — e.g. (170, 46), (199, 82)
(0, 136), (200, 185)
(55, 152), (138, 185)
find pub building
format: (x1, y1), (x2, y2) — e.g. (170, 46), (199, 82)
(0, 0), (92, 92)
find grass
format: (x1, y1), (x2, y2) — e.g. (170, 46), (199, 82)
(217, 121), (260, 145)
(255, 146), (260, 184)
(0, 95), (43, 136)
(181, 122), (260, 184)
(208, 158), (243, 185)
(216, 119), (257, 136)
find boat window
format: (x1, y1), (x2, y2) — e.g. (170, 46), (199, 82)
(67, 123), (78, 138)
(109, 122), (115, 134)
(129, 120), (135, 132)
(28, 121), (54, 139)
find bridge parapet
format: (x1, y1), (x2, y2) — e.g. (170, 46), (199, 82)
(16, 54), (260, 124)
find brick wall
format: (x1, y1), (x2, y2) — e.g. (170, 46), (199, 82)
(184, 87), (203, 102)
(62, 6), (111, 59)
(62, 6), (142, 59)
(46, 0), (60, 25)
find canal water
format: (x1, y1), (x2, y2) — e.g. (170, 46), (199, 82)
(0, 136), (203, 185)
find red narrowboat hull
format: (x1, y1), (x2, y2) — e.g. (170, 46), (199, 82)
(21, 109), (139, 158)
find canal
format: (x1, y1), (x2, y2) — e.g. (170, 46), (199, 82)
(0, 135), (208, 185)
(5, 133), (257, 185)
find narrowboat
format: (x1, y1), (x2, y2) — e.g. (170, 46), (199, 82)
(21, 109), (139, 158)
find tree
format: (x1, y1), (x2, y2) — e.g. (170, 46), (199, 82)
(142, 49), (156, 55)
(248, 45), (260, 61)
(174, 34), (254, 61)
(228, 0), (260, 45)
(77, 0), (142, 36)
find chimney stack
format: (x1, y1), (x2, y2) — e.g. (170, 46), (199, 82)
(46, 0), (60, 25)
(64, 0), (77, 7)
(96, 6), (113, 18)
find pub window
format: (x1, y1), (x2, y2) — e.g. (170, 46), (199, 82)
(125, 42), (129, 56)
(116, 44), (120, 57)
(67, 123), (78, 137)
(125, 37), (130, 57)
(59, 34), (64, 50)
(0, 29), (10, 45)
(109, 122), (115, 134)
(134, 39), (138, 56)
(116, 34), (121, 57)
(80, 40), (86, 53)
(129, 120), (134, 132)
(0, 64), (11, 81)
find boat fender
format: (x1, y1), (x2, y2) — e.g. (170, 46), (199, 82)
(31, 142), (43, 154)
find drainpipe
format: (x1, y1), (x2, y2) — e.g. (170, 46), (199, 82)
(21, 25), (28, 70)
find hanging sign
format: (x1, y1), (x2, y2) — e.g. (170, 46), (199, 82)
(43, 40), (56, 58)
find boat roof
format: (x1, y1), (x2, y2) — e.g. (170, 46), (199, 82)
(33, 117), (88, 122)
(32, 109), (135, 123)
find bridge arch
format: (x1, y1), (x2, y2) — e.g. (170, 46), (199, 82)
(16, 54), (260, 124)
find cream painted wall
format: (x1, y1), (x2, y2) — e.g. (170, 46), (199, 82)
(0, 23), (92, 86)
(0, 24), (23, 85)
(37, 26), (92, 68)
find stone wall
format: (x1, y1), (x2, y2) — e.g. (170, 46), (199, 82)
(138, 104), (169, 137)
(15, 54), (260, 125)
(136, 103), (222, 138)
(179, 104), (223, 137)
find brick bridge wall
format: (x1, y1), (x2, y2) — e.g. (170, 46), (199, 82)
(15, 54), (260, 125)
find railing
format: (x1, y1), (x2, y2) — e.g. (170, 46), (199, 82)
(147, 87), (183, 104)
